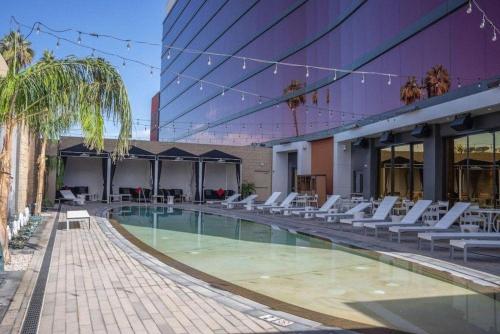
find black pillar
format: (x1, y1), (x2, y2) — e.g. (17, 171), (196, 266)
(423, 124), (444, 201)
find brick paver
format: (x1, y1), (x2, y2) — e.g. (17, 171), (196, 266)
(38, 214), (282, 334)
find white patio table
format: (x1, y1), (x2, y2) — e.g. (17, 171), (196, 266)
(470, 208), (500, 232)
(66, 210), (91, 230)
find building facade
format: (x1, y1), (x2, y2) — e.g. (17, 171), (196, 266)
(159, 0), (500, 146)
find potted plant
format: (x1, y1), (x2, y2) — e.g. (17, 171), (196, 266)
(241, 182), (256, 198)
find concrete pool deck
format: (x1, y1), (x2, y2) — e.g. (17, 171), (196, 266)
(3, 201), (500, 333)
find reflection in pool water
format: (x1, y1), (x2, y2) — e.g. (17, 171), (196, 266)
(112, 206), (500, 334)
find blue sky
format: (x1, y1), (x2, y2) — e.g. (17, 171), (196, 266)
(0, 0), (164, 139)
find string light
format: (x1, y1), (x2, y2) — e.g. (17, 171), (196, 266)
(122, 59), (126, 67)
(468, 1), (500, 43)
(150, 67), (153, 76)
(480, 14), (485, 29)
(242, 58), (246, 70)
(207, 55), (212, 66)
(493, 28), (497, 42)
(333, 70), (337, 81)
(176, 74), (180, 84)
(35, 24), (40, 35)
(273, 63), (278, 75)
(91, 49), (95, 57)
(241, 93), (245, 102)
(199, 81), (203, 91)
(306, 66), (309, 78)
(77, 32), (82, 44)
(466, 1), (472, 14)
(361, 73), (365, 84)
(167, 49), (171, 60)
(221, 88), (225, 96)
(56, 38), (60, 48)
(387, 75), (392, 85)
(258, 96), (262, 104)
(126, 42), (131, 51)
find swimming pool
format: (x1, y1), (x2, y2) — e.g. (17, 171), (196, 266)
(111, 206), (500, 333)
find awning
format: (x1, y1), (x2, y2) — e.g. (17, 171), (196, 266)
(200, 149), (241, 163)
(122, 145), (156, 160)
(58, 143), (108, 158)
(157, 147), (198, 161)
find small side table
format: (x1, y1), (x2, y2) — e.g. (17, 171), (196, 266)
(108, 194), (123, 204)
(167, 196), (175, 205)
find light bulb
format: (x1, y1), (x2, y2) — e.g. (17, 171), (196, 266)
(176, 75), (180, 84)
(387, 75), (391, 85)
(258, 96), (262, 104)
(493, 29), (497, 42)
(127, 42), (131, 50)
(334, 70), (337, 80)
(306, 66), (309, 78)
(122, 60), (126, 67)
(241, 93), (245, 102)
(466, 1), (472, 14)
(77, 32), (82, 44)
(56, 39), (60, 48)
(480, 15), (485, 29)
(91, 49), (95, 57)
(167, 49), (171, 60)
(150, 67), (153, 76)
(207, 55), (211, 66)
(361, 73), (365, 84)
(273, 63), (278, 75)
(242, 58), (246, 70)
(221, 89), (225, 96)
(36, 24), (40, 35)
(199, 82), (203, 90)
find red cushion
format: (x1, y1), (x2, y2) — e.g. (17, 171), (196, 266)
(216, 188), (225, 198)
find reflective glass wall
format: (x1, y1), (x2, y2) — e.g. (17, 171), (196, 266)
(378, 143), (424, 199)
(449, 133), (496, 207)
(160, 1), (500, 145)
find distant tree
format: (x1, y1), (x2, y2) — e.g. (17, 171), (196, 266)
(400, 76), (422, 105)
(283, 80), (306, 136)
(424, 65), (450, 98)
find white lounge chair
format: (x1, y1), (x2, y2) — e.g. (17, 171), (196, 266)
(246, 192), (281, 210)
(316, 202), (371, 223)
(363, 200), (433, 237)
(219, 194), (241, 207)
(418, 232), (500, 252)
(257, 192), (298, 214)
(283, 195), (341, 218)
(223, 194), (258, 209)
(59, 190), (85, 205)
(450, 239), (500, 262)
(341, 196), (398, 227)
(389, 202), (470, 243)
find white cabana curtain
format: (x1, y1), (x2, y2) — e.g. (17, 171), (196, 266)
(112, 159), (151, 192)
(63, 157), (103, 198)
(158, 161), (196, 197)
(203, 163), (238, 191)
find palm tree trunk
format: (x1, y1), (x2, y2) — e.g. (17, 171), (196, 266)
(34, 137), (47, 215)
(292, 108), (299, 136)
(0, 119), (15, 264)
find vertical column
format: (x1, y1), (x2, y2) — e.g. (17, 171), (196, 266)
(423, 124), (444, 201)
(198, 160), (203, 203)
(333, 139), (351, 197)
(154, 159), (159, 196)
(106, 157), (111, 203)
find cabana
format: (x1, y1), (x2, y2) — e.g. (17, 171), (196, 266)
(58, 143), (108, 201)
(157, 147), (198, 202)
(198, 150), (242, 202)
(111, 145), (156, 201)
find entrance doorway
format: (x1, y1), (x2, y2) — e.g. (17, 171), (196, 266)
(288, 152), (297, 193)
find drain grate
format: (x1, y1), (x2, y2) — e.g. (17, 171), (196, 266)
(20, 206), (60, 334)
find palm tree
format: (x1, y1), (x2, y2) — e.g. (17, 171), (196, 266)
(424, 65), (450, 98)
(283, 80), (306, 136)
(0, 33), (132, 262)
(400, 76), (422, 105)
(0, 32), (34, 72)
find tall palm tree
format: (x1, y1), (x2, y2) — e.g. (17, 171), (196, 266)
(0, 31), (34, 72)
(424, 65), (450, 98)
(283, 80), (306, 136)
(0, 33), (131, 262)
(400, 76), (422, 105)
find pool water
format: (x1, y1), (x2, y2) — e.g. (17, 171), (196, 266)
(112, 206), (500, 334)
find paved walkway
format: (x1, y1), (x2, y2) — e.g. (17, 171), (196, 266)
(37, 213), (292, 334)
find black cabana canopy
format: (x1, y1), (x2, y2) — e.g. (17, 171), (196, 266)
(122, 145), (156, 160)
(157, 147), (198, 161)
(59, 143), (108, 158)
(199, 149), (241, 163)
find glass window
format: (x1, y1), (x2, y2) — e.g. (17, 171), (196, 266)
(378, 143), (423, 200)
(450, 133), (495, 207)
(378, 147), (392, 198)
